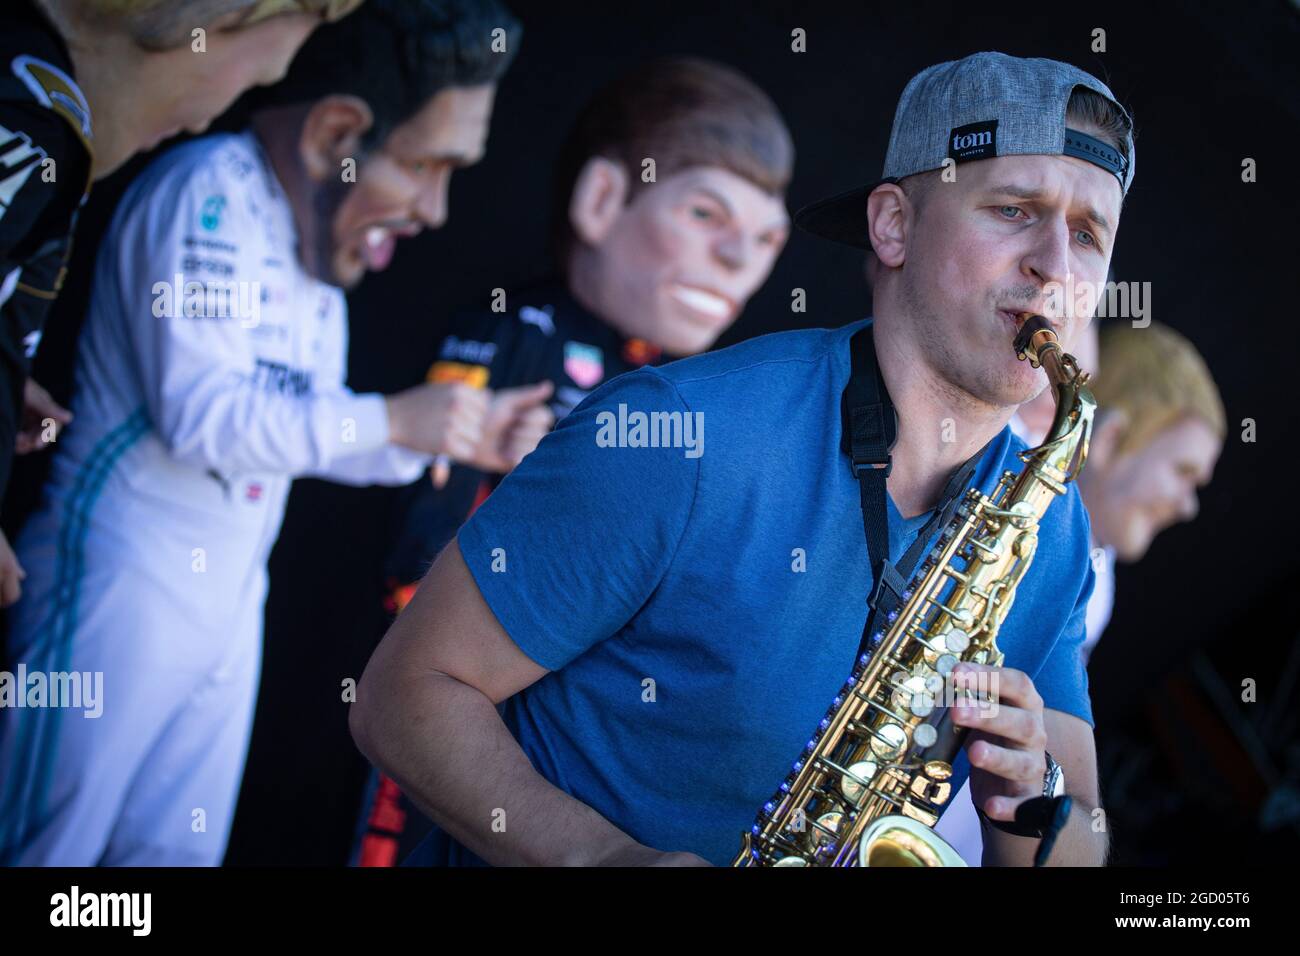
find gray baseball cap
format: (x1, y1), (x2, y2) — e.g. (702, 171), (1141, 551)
(796, 51), (1135, 248)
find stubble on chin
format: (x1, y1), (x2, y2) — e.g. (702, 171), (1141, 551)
(899, 266), (1028, 411)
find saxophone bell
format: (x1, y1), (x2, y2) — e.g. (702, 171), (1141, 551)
(858, 815), (968, 867)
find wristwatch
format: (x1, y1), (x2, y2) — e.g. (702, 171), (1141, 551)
(977, 751), (1066, 838)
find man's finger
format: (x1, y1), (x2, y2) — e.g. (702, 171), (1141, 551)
(474, 451), (514, 474)
(494, 380), (554, 413)
(446, 427), (483, 462)
(457, 387), (491, 414)
(430, 456), (451, 489)
(515, 405), (555, 430)
(449, 417), (485, 447)
(16, 421), (61, 454)
(981, 793), (1044, 824)
(24, 402), (72, 423)
(951, 696), (1039, 744)
(0, 573), (21, 608)
(508, 423), (551, 446)
(443, 432), (479, 462)
(25, 380), (72, 422)
(967, 737), (1044, 787)
(951, 662), (1039, 709)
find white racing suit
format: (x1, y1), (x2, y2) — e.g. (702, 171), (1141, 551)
(0, 131), (429, 865)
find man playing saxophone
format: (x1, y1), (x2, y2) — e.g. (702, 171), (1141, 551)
(351, 52), (1135, 867)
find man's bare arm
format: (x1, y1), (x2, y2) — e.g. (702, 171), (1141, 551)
(349, 537), (707, 866)
(980, 709), (1108, 866)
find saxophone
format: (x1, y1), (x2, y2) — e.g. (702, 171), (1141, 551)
(733, 315), (1095, 867)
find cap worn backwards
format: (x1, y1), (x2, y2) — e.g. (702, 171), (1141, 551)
(796, 51), (1135, 248)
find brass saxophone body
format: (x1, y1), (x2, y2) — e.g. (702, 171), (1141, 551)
(734, 316), (1095, 867)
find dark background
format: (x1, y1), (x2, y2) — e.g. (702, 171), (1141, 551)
(7, 0), (1299, 865)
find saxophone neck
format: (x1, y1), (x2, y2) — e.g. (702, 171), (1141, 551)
(1013, 314), (1097, 482)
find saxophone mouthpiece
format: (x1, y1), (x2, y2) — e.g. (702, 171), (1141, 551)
(1013, 313), (1057, 365)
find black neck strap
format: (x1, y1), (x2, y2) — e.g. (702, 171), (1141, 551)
(843, 323), (990, 661)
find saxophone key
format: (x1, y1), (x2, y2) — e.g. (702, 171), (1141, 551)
(890, 673), (933, 717)
(1007, 500), (1037, 530)
(933, 603), (976, 629)
(942, 626), (971, 653)
(868, 722), (908, 759)
(867, 785), (905, 809)
(899, 800), (941, 827)
(810, 812), (845, 847)
(923, 759), (953, 781)
(838, 759), (878, 805)
(941, 565), (970, 584)
(934, 653), (959, 676)
(909, 774), (952, 807)
(968, 536), (1004, 563)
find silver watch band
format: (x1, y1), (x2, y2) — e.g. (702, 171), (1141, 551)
(1043, 750), (1065, 798)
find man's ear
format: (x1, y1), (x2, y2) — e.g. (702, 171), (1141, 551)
(299, 95), (375, 182)
(569, 156), (630, 246)
(1088, 407), (1129, 472)
(865, 183), (911, 269)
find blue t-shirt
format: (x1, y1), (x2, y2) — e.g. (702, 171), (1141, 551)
(408, 319), (1095, 867)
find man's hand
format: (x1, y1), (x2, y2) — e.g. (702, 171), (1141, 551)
(471, 381), (555, 474)
(385, 380), (555, 479)
(950, 661), (1048, 824)
(0, 528), (26, 606)
(385, 381), (493, 459)
(16, 378), (72, 454)
(952, 664), (1105, 867)
(423, 381), (555, 489)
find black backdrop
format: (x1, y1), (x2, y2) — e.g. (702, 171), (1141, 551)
(7, 0), (1299, 866)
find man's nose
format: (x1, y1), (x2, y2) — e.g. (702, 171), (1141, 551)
(414, 174), (450, 230)
(713, 230), (748, 271)
(1021, 219), (1072, 291)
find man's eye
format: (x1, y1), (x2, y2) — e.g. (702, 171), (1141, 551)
(691, 206), (717, 221)
(998, 205), (1025, 220)
(1076, 229), (1096, 247)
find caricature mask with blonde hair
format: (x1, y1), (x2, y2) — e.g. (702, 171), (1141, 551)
(1080, 321), (1225, 561)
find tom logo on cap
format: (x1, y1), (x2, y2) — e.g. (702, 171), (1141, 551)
(949, 120), (998, 162)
